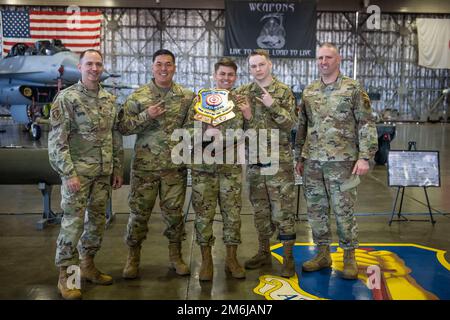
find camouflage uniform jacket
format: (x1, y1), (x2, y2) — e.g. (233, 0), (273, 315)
(48, 81), (124, 180)
(118, 79), (194, 171)
(295, 73), (378, 162)
(237, 77), (297, 164)
(185, 88), (245, 174)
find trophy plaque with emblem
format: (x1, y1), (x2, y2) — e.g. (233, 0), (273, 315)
(194, 89), (235, 126)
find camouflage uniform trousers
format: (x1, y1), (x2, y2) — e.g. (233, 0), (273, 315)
(55, 175), (111, 267)
(247, 163), (296, 241)
(303, 160), (358, 249)
(125, 168), (187, 246)
(192, 169), (242, 246)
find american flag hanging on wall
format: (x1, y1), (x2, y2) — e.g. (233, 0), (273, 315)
(1, 10), (102, 56)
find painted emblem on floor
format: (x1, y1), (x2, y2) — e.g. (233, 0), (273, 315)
(254, 243), (450, 300)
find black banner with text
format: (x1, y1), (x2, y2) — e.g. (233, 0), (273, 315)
(224, 0), (316, 58)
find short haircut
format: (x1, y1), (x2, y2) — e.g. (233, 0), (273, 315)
(248, 49), (270, 61)
(214, 57), (238, 73)
(153, 49), (176, 63)
(319, 42), (340, 56)
(79, 49), (103, 61)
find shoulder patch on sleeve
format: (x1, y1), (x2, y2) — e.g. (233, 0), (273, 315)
(361, 90), (371, 105)
(50, 102), (63, 125)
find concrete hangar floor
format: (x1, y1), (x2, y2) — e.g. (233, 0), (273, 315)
(0, 118), (449, 301)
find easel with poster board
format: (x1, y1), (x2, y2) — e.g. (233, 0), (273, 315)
(388, 141), (440, 225)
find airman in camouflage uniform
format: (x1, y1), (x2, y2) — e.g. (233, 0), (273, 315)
(185, 58), (251, 281)
(237, 49), (297, 278)
(48, 49), (124, 300)
(294, 43), (378, 279)
(119, 49), (194, 279)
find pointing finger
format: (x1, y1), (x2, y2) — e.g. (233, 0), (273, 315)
(257, 82), (269, 94)
(148, 101), (164, 109)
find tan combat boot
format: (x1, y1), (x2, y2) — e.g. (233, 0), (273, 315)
(199, 245), (213, 281)
(244, 238), (271, 269)
(57, 266), (82, 300)
(80, 255), (113, 285)
(168, 242), (190, 276)
(225, 245), (245, 279)
(122, 245), (141, 279)
(281, 240), (296, 278)
(342, 249), (358, 279)
(302, 245), (332, 272)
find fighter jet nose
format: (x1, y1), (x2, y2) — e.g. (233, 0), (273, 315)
(51, 52), (118, 83)
(60, 65), (115, 83)
(100, 72), (110, 81)
(101, 71), (120, 81)
(59, 62), (80, 83)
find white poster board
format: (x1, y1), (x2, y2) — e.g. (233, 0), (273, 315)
(387, 150), (440, 187)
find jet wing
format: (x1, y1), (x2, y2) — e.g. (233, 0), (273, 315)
(0, 70), (42, 75)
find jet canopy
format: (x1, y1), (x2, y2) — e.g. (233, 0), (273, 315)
(6, 39), (70, 58)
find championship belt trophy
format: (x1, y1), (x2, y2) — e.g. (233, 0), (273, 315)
(194, 89), (235, 126)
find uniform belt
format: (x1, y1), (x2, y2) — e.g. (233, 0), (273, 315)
(202, 141), (217, 157)
(251, 162), (271, 168)
(201, 141), (238, 157)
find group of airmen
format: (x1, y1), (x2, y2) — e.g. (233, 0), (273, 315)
(48, 43), (378, 300)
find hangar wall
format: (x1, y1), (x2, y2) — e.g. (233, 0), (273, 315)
(1, 5), (449, 121)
